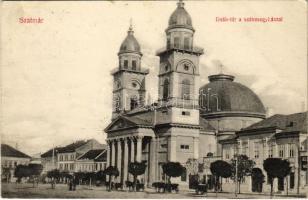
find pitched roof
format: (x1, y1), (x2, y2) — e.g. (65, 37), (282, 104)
(219, 135), (238, 144)
(41, 147), (62, 158)
(105, 114), (153, 132)
(242, 112), (308, 133)
(77, 149), (105, 160)
(1, 144), (31, 158)
(58, 139), (98, 153)
(94, 150), (107, 162)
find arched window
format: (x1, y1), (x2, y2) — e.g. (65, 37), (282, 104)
(184, 37), (190, 50)
(130, 96), (138, 110)
(174, 37), (180, 48)
(163, 79), (169, 101)
(181, 79), (191, 100)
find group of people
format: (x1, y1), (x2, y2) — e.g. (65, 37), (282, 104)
(68, 176), (78, 191)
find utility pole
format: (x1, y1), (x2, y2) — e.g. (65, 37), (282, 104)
(234, 140), (238, 197)
(297, 142), (300, 195)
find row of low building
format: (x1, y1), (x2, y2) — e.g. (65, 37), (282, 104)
(217, 112), (308, 194)
(1, 139), (108, 182)
(40, 139), (107, 174)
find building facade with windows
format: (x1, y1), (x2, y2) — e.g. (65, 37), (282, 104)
(1, 144), (31, 182)
(220, 112), (308, 194)
(55, 139), (104, 173)
(104, 0), (267, 188)
(75, 149), (107, 172)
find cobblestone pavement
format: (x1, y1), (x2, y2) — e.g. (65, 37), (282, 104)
(1, 183), (306, 199)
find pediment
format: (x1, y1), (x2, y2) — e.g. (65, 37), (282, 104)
(105, 116), (137, 133)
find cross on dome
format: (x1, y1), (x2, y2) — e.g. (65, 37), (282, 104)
(128, 18), (134, 35)
(177, 0), (185, 8)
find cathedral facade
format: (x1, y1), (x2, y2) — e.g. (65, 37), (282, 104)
(104, 0), (266, 187)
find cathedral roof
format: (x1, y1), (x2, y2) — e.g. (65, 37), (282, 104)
(119, 25), (141, 55)
(199, 74), (266, 118)
(167, 0), (194, 31)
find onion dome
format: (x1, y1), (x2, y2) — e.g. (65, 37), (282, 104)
(199, 74), (266, 118)
(167, 0), (194, 31)
(119, 24), (141, 55)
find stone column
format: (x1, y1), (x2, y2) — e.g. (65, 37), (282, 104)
(106, 140), (110, 167)
(130, 137), (135, 162)
(193, 137), (199, 159)
(111, 140), (116, 166)
(168, 136), (177, 161)
(149, 137), (157, 185)
(123, 138), (129, 184)
(129, 137), (135, 181)
(136, 136), (143, 162)
(117, 139), (122, 183)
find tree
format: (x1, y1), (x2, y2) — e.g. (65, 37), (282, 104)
(263, 158), (291, 197)
(162, 162), (185, 184)
(251, 168), (265, 193)
(14, 165), (31, 183)
(95, 170), (106, 185)
(104, 166), (119, 191)
(230, 155), (255, 193)
(210, 160), (232, 192)
(27, 164), (43, 187)
(186, 158), (205, 189)
(128, 161), (147, 191)
(186, 158), (199, 176)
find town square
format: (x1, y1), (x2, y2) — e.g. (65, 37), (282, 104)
(1, 0), (307, 199)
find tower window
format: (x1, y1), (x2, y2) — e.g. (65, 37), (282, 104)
(184, 37), (190, 50)
(130, 96), (138, 110)
(167, 37), (171, 49)
(181, 79), (191, 100)
(163, 79), (170, 101)
(132, 60), (137, 70)
(174, 37), (180, 48)
(165, 65), (169, 72)
(184, 63), (189, 71)
(124, 60), (128, 69)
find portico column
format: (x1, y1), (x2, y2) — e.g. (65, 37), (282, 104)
(106, 140), (110, 167)
(193, 137), (199, 159)
(149, 137), (157, 185)
(136, 136), (143, 162)
(111, 140), (116, 166)
(123, 138), (129, 183)
(129, 137), (135, 181)
(130, 137), (135, 162)
(117, 139), (122, 183)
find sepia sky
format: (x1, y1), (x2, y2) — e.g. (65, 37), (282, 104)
(1, 0), (307, 155)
